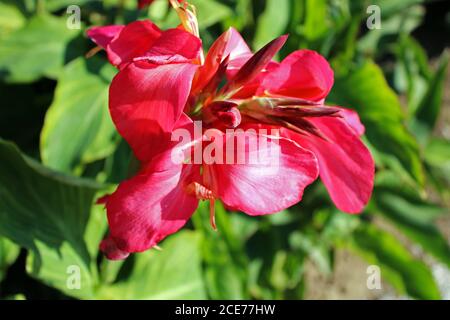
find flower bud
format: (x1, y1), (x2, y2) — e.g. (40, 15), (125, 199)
(203, 101), (242, 129)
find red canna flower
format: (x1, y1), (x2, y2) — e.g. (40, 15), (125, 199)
(87, 0), (374, 260)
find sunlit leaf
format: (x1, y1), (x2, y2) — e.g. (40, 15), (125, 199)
(97, 231), (206, 299)
(329, 60), (424, 185)
(0, 14), (81, 83)
(349, 223), (441, 299)
(374, 171), (450, 268)
(192, 202), (248, 299)
(358, 5), (424, 56)
(0, 1), (26, 38)
(253, 0), (289, 50)
(40, 57), (119, 173)
(410, 52), (449, 139)
(0, 139), (105, 298)
(0, 237), (20, 282)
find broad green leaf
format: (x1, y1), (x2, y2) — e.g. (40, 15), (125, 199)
(148, 0), (170, 22)
(349, 224), (441, 299)
(98, 231), (206, 299)
(0, 139), (105, 298)
(0, 1), (26, 38)
(40, 57), (118, 173)
(0, 237), (20, 282)
(0, 14), (81, 83)
(190, 0), (232, 28)
(329, 61), (424, 185)
(299, 0), (329, 42)
(192, 201), (248, 299)
(223, 0), (252, 31)
(253, 0), (289, 50)
(411, 52), (449, 138)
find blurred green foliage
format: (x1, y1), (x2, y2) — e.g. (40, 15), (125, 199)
(0, 0), (449, 300)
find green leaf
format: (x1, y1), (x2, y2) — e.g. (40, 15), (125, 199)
(98, 231), (206, 299)
(290, 231), (332, 275)
(3, 293), (26, 300)
(0, 1), (26, 38)
(40, 57), (118, 173)
(0, 14), (81, 83)
(372, 0), (425, 17)
(374, 171), (450, 267)
(358, 5), (424, 56)
(0, 237), (20, 282)
(190, 0), (232, 28)
(349, 223), (441, 299)
(244, 211), (307, 299)
(192, 201), (248, 299)
(411, 52), (449, 138)
(393, 36), (431, 114)
(425, 138), (450, 169)
(253, 0), (289, 50)
(0, 139), (105, 298)
(329, 60), (424, 185)
(299, 0), (329, 42)
(45, 0), (91, 11)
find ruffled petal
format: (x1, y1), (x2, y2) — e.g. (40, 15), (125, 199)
(204, 130), (318, 215)
(137, 28), (202, 63)
(102, 150), (200, 257)
(109, 61), (198, 161)
(86, 25), (124, 48)
(259, 49), (334, 102)
(286, 116), (374, 213)
(107, 20), (162, 68)
(337, 107), (365, 136)
(191, 27), (251, 94)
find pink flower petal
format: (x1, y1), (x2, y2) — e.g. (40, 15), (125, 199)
(138, 28), (202, 63)
(103, 150), (200, 256)
(107, 20), (162, 68)
(337, 107), (365, 136)
(227, 57), (279, 99)
(259, 49), (334, 102)
(191, 28), (251, 94)
(86, 25), (124, 49)
(224, 35), (288, 93)
(109, 61), (198, 162)
(285, 116), (374, 213)
(205, 130), (318, 215)
(99, 237), (130, 260)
